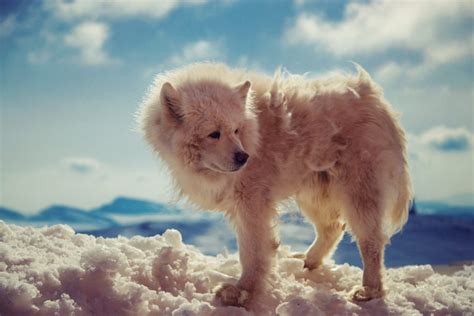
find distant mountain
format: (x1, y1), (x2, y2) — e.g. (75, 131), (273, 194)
(81, 211), (474, 267)
(2, 196), (474, 266)
(81, 219), (215, 239)
(0, 197), (189, 229)
(80, 216), (234, 255)
(442, 193), (474, 207)
(30, 205), (116, 228)
(0, 207), (26, 221)
(416, 201), (474, 217)
(91, 197), (180, 215)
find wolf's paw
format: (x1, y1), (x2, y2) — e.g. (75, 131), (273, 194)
(215, 283), (250, 307)
(290, 253), (322, 270)
(351, 286), (385, 302)
(291, 252), (305, 259)
(303, 256), (322, 270)
(303, 259), (322, 271)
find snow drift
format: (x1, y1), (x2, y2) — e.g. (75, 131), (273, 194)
(0, 221), (472, 316)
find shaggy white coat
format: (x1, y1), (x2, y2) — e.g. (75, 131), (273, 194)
(138, 62), (412, 309)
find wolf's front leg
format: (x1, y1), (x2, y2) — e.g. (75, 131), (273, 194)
(215, 206), (278, 308)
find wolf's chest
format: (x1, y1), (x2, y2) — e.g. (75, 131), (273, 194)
(174, 171), (231, 211)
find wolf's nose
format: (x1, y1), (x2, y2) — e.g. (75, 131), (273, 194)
(234, 151), (249, 166)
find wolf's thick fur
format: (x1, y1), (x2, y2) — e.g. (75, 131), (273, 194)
(138, 62), (412, 308)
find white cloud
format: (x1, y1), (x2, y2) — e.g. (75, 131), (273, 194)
(41, 1), (209, 66)
(168, 40), (223, 65)
(27, 51), (50, 64)
(235, 55), (266, 73)
(406, 126), (474, 200)
(285, 0), (473, 78)
(46, 0), (207, 20)
(420, 126), (473, 152)
(146, 40), (224, 82)
(63, 157), (100, 174)
(374, 62), (403, 82)
(376, 33), (473, 81)
(385, 83), (473, 135)
(0, 15), (16, 38)
(293, 0), (307, 6)
(64, 21), (116, 65)
(27, 29), (59, 65)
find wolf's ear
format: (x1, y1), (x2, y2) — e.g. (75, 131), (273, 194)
(234, 80), (251, 102)
(160, 82), (183, 123)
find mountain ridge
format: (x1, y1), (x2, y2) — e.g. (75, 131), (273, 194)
(1, 197), (473, 225)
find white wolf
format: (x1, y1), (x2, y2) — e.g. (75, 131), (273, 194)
(138, 62), (412, 309)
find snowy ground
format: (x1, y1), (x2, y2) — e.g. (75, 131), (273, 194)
(0, 221), (473, 316)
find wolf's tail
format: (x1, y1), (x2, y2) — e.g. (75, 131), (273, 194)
(387, 167), (413, 237)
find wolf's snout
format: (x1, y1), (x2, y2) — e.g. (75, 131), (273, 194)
(234, 151), (249, 166)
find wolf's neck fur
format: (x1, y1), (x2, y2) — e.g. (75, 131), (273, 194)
(169, 161), (237, 211)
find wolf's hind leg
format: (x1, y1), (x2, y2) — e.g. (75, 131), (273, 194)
(297, 198), (345, 270)
(305, 218), (345, 269)
(352, 236), (386, 301)
(343, 200), (387, 301)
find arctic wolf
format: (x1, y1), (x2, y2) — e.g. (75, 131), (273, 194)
(138, 62), (412, 309)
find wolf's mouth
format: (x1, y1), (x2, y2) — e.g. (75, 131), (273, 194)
(208, 163), (243, 173)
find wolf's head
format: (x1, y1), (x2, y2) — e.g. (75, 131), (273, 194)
(141, 77), (259, 175)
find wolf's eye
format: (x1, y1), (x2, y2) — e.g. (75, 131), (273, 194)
(234, 128), (239, 134)
(208, 131), (220, 139)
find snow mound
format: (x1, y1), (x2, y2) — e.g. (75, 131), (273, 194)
(0, 221), (472, 316)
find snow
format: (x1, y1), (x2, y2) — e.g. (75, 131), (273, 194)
(0, 221), (473, 316)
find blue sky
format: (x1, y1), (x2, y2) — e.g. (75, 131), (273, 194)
(1, 0), (473, 213)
